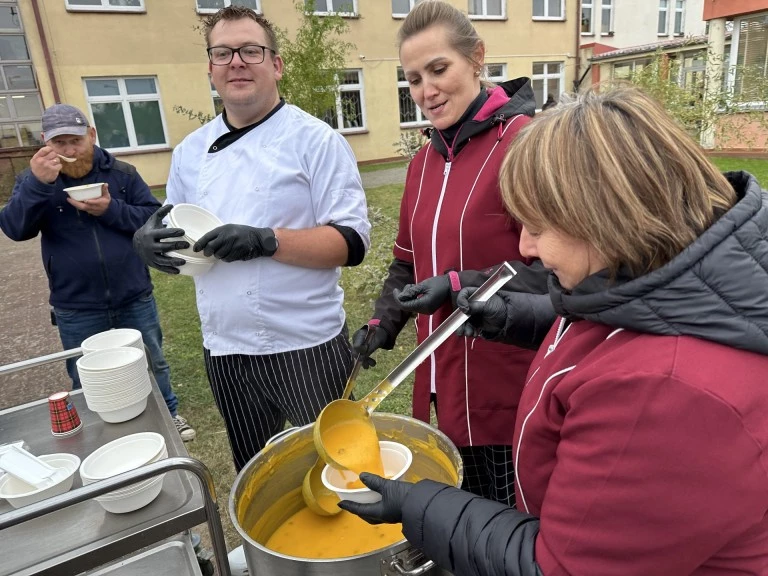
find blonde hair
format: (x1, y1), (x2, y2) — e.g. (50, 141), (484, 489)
(500, 87), (736, 277)
(397, 0), (488, 81)
(203, 6), (278, 52)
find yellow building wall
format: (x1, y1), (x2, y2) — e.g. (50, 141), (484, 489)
(19, 0), (576, 186)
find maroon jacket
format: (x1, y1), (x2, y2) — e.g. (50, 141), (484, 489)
(398, 173), (768, 575)
(382, 79), (539, 447)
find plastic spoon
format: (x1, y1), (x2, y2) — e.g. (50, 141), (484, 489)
(301, 329), (374, 515)
(57, 154), (76, 163)
(313, 262), (516, 471)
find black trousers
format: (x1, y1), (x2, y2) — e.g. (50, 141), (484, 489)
(204, 326), (353, 472)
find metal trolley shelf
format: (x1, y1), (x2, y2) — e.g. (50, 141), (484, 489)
(0, 349), (232, 576)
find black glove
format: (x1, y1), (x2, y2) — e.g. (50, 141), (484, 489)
(133, 204), (189, 275)
(351, 323), (392, 369)
(337, 473), (413, 524)
(193, 224), (278, 262)
(394, 274), (451, 315)
(456, 287), (507, 339)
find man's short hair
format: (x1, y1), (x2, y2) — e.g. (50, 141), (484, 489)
(42, 104), (90, 141)
(202, 6), (279, 53)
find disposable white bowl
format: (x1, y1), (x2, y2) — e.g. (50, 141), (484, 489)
(95, 395), (149, 424)
(81, 329), (143, 355)
(76, 347), (144, 373)
(80, 432), (166, 482)
(168, 203), (223, 242)
(95, 474), (164, 514)
(0, 453), (80, 509)
(321, 441), (412, 505)
(166, 251), (214, 277)
(64, 182), (104, 201)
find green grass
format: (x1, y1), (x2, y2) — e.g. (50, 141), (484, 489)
(357, 160), (408, 174)
(709, 157), (768, 186)
(151, 182), (410, 548)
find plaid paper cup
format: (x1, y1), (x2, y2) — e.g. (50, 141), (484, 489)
(48, 391), (83, 437)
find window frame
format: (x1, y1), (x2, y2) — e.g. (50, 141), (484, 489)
(600, 0), (613, 35)
(325, 69), (366, 134)
(196, 0), (262, 15)
(392, 0), (420, 19)
(728, 12), (768, 108)
(83, 76), (169, 153)
(673, 0), (685, 36)
(581, 0), (593, 35)
(309, 0), (358, 17)
(533, 0), (565, 21)
(531, 61), (564, 111)
(658, 0), (669, 36)
(65, 0), (146, 13)
(468, 0), (506, 20)
(486, 63), (507, 83)
(396, 66), (429, 128)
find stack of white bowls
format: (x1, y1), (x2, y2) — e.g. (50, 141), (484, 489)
(81, 328), (147, 369)
(165, 203), (224, 276)
(76, 347), (152, 424)
(80, 432), (168, 514)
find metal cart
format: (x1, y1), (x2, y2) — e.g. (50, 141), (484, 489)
(0, 349), (232, 576)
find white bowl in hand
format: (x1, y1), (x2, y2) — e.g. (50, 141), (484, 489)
(64, 182), (104, 201)
(321, 441), (413, 505)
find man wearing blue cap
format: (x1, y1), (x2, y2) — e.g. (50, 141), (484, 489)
(0, 103), (195, 442)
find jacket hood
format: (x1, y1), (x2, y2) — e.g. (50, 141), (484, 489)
(552, 172), (768, 355)
(429, 77), (536, 159)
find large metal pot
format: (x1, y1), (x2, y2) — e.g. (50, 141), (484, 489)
(229, 412), (463, 576)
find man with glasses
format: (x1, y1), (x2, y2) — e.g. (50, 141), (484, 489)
(134, 3), (369, 484)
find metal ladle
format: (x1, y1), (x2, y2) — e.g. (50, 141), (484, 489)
(301, 329), (374, 515)
(313, 262), (516, 471)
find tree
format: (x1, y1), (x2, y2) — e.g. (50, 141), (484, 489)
(614, 46), (768, 149)
(173, 1), (354, 126)
(275, 0), (355, 120)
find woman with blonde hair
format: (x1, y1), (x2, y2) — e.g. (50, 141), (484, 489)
(340, 87), (768, 575)
(350, 0), (550, 507)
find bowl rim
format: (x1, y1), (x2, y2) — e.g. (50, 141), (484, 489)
(0, 453), (80, 498)
(321, 440), (413, 495)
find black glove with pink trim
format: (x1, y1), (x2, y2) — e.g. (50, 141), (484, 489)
(351, 323), (392, 369)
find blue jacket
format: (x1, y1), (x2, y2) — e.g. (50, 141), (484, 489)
(0, 146), (160, 310)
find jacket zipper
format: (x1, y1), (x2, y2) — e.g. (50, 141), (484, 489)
(90, 218), (112, 306)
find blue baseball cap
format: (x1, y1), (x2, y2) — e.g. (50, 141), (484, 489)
(42, 104), (89, 141)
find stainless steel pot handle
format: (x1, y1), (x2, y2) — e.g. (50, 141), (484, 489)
(265, 426), (298, 446)
(390, 557), (435, 576)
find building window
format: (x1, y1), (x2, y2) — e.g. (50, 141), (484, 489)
(308, 0), (358, 15)
(581, 0), (593, 34)
(66, 0), (145, 12)
(0, 3), (42, 149)
(486, 63), (507, 83)
(731, 13), (768, 101)
(679, 50), (705, 90)
(209, 75), (223, 115)
(531, 62), (563, 110)
(533, 0), (564, 20)
(611, 58), (650, 81)
(469, 0), (504, 19)
(84, 77), (168, 151)
(196, 0), (261, 14)
(601, 0), (612, 34)
(397, 67), (428, 127)
(322, 70), (365, 134)
(673, 0), (684, 35)
(392, 0), (421, 18)
(658, 0), (669, 35)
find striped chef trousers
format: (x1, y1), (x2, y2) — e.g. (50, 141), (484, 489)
(203, 326), (353, 471)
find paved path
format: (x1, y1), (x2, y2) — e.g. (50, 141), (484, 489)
(0, 166), (407, 410)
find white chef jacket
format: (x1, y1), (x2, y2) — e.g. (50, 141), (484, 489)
(165, 103), (371, 356)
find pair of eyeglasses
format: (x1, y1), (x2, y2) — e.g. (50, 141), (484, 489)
(207, 44), (275, 66)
